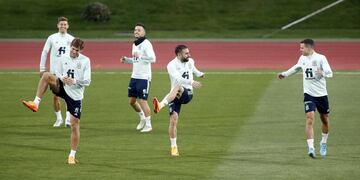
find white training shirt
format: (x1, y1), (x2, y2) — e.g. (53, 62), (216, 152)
(167, 57), (204, 91)
(40, 32), (74, 74)
(131, 39), (156, 80)
(281, 51), (333, 97)
(56, 53), (91, 101)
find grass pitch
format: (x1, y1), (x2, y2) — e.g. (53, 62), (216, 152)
(0, 72), (359, 179)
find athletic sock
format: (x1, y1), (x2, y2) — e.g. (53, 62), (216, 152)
(55, 111), (62, 120)
(138, 111), (145, 120)
(69, 150), (76, 157)
(145, 116), (151, 126)
(321, 133), (329, 144)
(34, 96), (41, 106)
(160, 99), (168, 109)
(307, 139), (314, 149)
(66, 111), (71, 120)
(170, 138), (177, 147)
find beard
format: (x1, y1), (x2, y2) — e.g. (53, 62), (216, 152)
(182, 57), (189, 62)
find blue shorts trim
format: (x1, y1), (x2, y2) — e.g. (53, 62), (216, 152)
(304, 93), (330, 114)
(169, 88), (193, 115)
(128, 78), (150, 100)
(53, 79), (82, 119)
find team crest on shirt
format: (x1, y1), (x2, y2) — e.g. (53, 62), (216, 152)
(77, 62), (82, 69)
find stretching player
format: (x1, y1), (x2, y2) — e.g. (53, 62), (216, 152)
(153, 45), (204, 156)
(121, 23), (156, 132)
(23, 38), (91, 164)
(40, 16), (74, 127)
(278, 39), (333, 158)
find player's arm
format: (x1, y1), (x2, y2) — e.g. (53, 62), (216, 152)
(134, 42), (156, 63)
(192, 61), (205, 78)
(39, 37), (52, 77)
(75, 60), (92, 87)
(167, 63), (201, 88)
(278, 61), (301, 79)
(316, 56), (333, 78)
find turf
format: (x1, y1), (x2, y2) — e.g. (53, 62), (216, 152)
(0, 72), (359, 179)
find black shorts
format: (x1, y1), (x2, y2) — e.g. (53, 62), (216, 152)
(304, 93), (330, 114)
(169, 88), (193, 115)
(128, 78), (150, 100)
(52, 79), (82, 119)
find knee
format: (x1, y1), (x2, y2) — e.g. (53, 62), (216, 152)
(129, 99), (136, 106)
(170, 114), (178, 125)
(42, 72), (52, 81)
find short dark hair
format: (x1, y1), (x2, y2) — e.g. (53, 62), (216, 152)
(135, 23), (146, 31)
(58, 16), (68, 23)
(301, 39), (315, 47)
(71, 38), (85, 50)
(175, 45), (188, 55)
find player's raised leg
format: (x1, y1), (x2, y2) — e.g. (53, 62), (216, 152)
(22, 72), (59, 112)
(138, 99), (152, 132)
(68, 115), (80, 165)
(169, 112), (179, 156)
(305, 111), (316, 158)
(153, 86), (183, 113)
(319, 113), (329, 156)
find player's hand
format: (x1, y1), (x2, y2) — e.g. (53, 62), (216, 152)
(200, 74), (205, 78)
(192, 81), (202, 88)
(63, 77), (75, 85)
(277, 73), (285, 79)
(315, 68), (324, 77)
(120, 56), (126, 63)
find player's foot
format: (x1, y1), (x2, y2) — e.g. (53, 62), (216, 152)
(320, 143), (327, 156)
(67, 156), (78, 165)
(308, 147), (316, 158)
(65, 117), (71, 128)
(22, 100), (38, 112)
(140, 125), (152, 133)
(171, 146), (179, 156)
(136, 119), (146, 130)
(53, 119), (63, 127)
(153, 97), (160, 113)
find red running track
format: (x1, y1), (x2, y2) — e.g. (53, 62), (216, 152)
(0, 40), (359, 70)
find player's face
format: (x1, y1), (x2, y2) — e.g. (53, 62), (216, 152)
(134, 26), (146, 38)
(70, 46), (81, 58)
(179, 48), (190, 62)
(300, 43), (312, 56)
(57, 21), (69, 34)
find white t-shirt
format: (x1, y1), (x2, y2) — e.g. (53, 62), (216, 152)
(167, 57), (204, 91)
(281, 51), (333, 97)
(131, 39), (156, 80)
(40, 32), (74, 74)
(56, 53), (91, 101)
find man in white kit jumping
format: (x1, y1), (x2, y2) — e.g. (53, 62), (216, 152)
(23, 38), (91, 164)
(121, 23), (156, 133)
(153, 45), (204, 156)
(40, 16), (74, 127)
(278, 39), (333, 158)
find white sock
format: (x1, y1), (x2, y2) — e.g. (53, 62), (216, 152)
(66, 111), (71, 120)
(170, 138), (177, 147)
(33, 96), (41, 106)
(160, 99), (168, 109)
(307, 139), (314, 149)
(138, 111), (145, 120)
(69, 149), (76, 157)
(321, 133), (329, 144)
(55, 111), (62, 120)
(145, 116), (151, 126)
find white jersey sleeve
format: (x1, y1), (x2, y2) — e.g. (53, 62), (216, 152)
(320, 56), (333, 78)
(39, 36), (52, 72)
(281, 58), (302, 77)
(192, 60), (204, 77)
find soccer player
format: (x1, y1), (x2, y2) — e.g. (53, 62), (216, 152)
(278, 39), (333, 158)
(152, 45), (204, 156)
(40, 16), (74, 127)
(22, 38), (91, 165)
(120, 23), (156, 133)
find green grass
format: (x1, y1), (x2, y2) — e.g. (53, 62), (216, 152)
(0, 72), (359, 179)
(0, 0), (359, 39)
